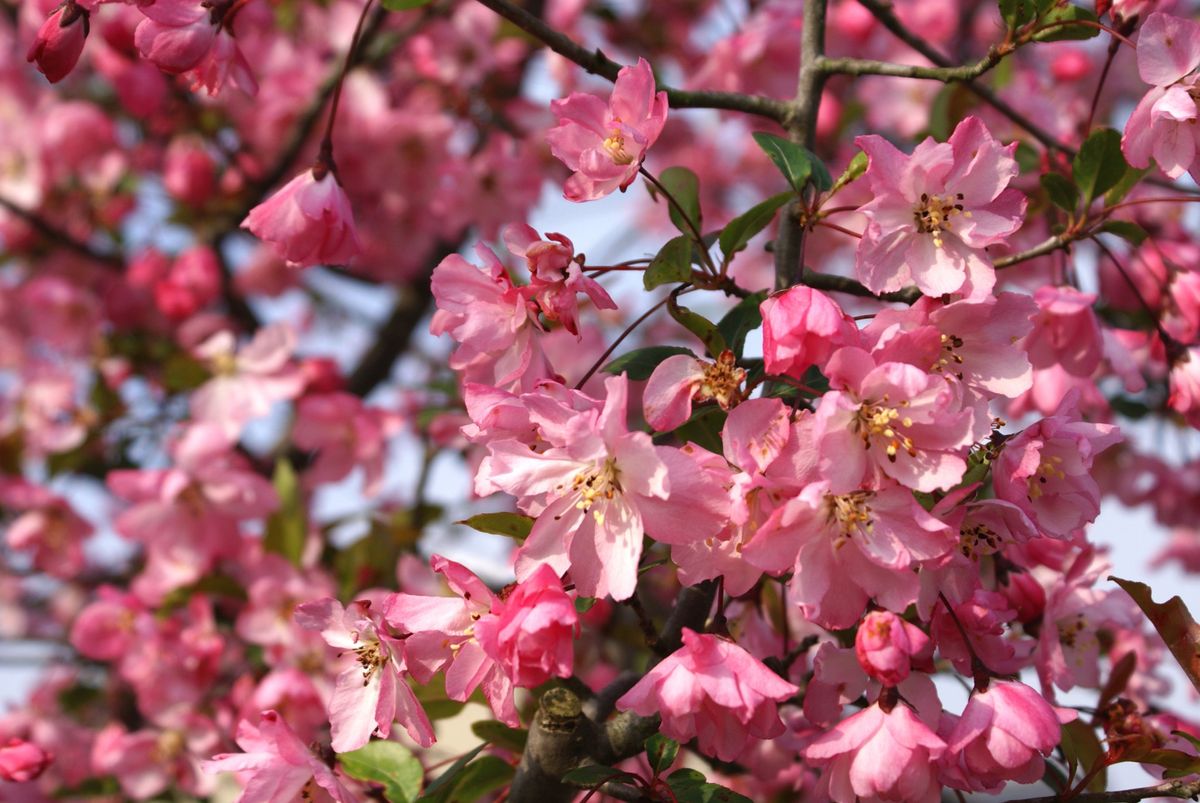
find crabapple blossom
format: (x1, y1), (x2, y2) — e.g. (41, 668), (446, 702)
(616, 628), (799, 762)
(474, 563), (579, 689)
(1122, 13), (1200, 180)
(0, 738), (51, 782)
(760, 285), (857, 379)
(855, 610), (930, 686)
(547, 57), (668, 201)
(27, 1), (89, 84)
(190, 324), (305, 438)
(643, 350), (746, 432)
(855, 115), (1025, 299)
(502, 224), (616, 336)
(242, 168), (362, 267)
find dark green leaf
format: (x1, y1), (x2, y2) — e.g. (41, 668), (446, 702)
(1040, 173), (1079, 213)
(1112, 577), (1200, 694)
(603, 346), (695, 380)
(381, 0), (433, 10)
(1098, 220), (1148, 246)
(561, 765), (637, 788)
(1033, 4), (1101, 41)
(830, 151), (869, 193)
(752, 132), (832, 193)
(162, 352), (210, 392)
(644, 235), (695, 290)
(416, 744), (486, 803)
(471, 720), (528, 752)
(458, 512), (534, 541)
(574, 596), (597, 614)
(264, 459), (306, 565)
(667, 294), (727, 359)
(645, 734), (679, 775)
(655, 166), (702, 235)
(666, 769), (755, 803)
(339, 741), (423, 803)
(1059, 719), (1107, 792)
(669, 405), (726, 453)
(716, 292), (767, 357)
(719, 193), (793, 261)
(1073, 128), (1127, 205)
(999, 0), (1041, 27)
(1105, 165), (1149, 205)
(441, 756), (514, 801)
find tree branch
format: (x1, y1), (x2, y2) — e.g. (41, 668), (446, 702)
(1007, 778), (1200, 802)
(345, 274), (436, 398)
(817, 48), (1004, 82)
(471, 0), (791, 123)
(0, 196), (123, 270)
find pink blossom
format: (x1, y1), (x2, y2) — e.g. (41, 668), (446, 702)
(940, 681), (1065, 793)
(813, 347), (985, 493)
(203, 711), (356, 803)
(760, 286), (857, 379)
(191, 324), (305, 439)
(480, 375), (726, 600)
(805, 699), (947, 803)
(616, 629), (799, 761)
(0, 738), (50, 783)
(855, 611), (930, 686)
(294, 597), (434, 752)
(1169, 345), (1200, 428)
(475, 563), (579, 688)
(154, 245), (222, 321)
(163, 137), (216, 207)
(384, 556), (518, 727)
(1023, 286), (1103, 378)
(92, 716), (219, 800)
(993, 394), (1121, 538)
(430, 244), (548, 391)
(502, 224), (616, 336)
(189, 27), (257, 96)
(293, 392), (402, 496)
(1122, 13), (1200, 180)
(0, 479), (91, 579)
(243, 168), (361, 267)
(643, 350), (745, 432)
(546, 57), (669, 201)
(930, 589), (1033, 676)
(134, 0), (217, 74)
(27, 2), (89, 84)
(854, 116), (1025, 299)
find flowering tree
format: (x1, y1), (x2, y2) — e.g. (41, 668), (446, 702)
(5, 0), (1200, 800)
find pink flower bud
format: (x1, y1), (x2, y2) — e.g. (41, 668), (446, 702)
(27, 2), (89, 84)
(154, 246), (221, 321)
(1000, 571), (1046, 624)
(299, 357), (345, 394)
(164, 137), (216, 207)
(760, 285), (856, 379)
(242, 167), (362, 267)
(475, 564), (578, 688)
(1051, 48), (1093, 82)
(0, 738), (51, 783)
(854, 610), (930, 686)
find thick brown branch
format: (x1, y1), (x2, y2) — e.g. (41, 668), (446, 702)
(1008, 778), (1200, 802)
(471, 0), (791, 123)
(0, 196), (123, 270)
(345, 276), (436, 397)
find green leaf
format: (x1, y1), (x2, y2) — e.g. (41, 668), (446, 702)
(439, 755), (513, 801)
(752, 132), (832, 194)
(1073, 128), (1127, 205)
(667, 294), (727, 359)
(416, 744), (486, 803)
(718, 193), (792, 261)
(644, 235), (695, 290)
(1105, 165), (1149, 205)
(561, 765), (637, 788)
(471, 720), (528, 752)
(1134, 749), (1200, 778)
(339, 741), (423, 803)
(603, 345), (695, 380)
(830, 151), (869, 194)
(669, 405), (726, 453)
(665, 769), (754, 803)
(458, 512), (534, 542)
(999, 0), (1044, 27)
(1059, 719), (1107, 792)
(716, 292), (767, 358)
(264, 459), (306, 565)
(381, 0), (433, 10)
(655, 166), (703, 235)
(645, 734), (679, 775)
(1112, 577), (1200, 694)
(1040, 173), (1079, 213)
(1098, 220), (1148, 246)
(162, 352), (210, 392)
(574, 596), (597, 614)
(1033, 4), (1101, 41)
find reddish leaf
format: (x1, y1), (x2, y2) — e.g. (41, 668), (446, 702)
(1111, 577), (1200, 694)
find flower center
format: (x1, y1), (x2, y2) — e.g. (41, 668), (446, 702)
(826, 491), (874, 548)
(913, 192), (969, 248)
(572, 458), (621, 522)
(698, 351), (746, 410)
(1057, 614), (1090, 650)
(1027, 455), (1065, 500)
(602, 132), (634, 165)
(352, 640), (387, 687)
(959, 523), (1000, 558)
(155, 730), (185, 762)
(932, 332), (966, 378)
(854, 398), (916, 462)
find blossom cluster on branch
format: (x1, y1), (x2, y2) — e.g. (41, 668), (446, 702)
(2, 0), (1200, 802)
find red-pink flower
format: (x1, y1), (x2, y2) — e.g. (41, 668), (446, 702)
(616, 629), (798, 761)
(993, 394), (1121, 538)
(475, 563), (579, 688)
(854, 115), (1025, 299)
(294, 598), (434, 753)
(502, 224), (616, 336)
(1169, 345), (1200, 428)
(806, 700), (946, 803)
(203, 711), (356, 803)
(940, 681), (1065, 793)
(855, 611), (930, 686)
(27, 1), (89, 84)
(1122, 13), (1200, 180)
(242, 169), (361, 267)
(134, 0), (218, 73)
(546, 57), (668, 201)
(760, 286), (857, 379)
(0, 738), (51, 783)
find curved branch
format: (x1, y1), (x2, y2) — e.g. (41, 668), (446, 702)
(471, 0), (791, 124)
(1008, 778), (1200, 802)
(817, 48), (1004, 82)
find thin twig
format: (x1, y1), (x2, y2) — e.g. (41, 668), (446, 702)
(817, 47), (1004, 82)
(1006, 778), (1200, 802)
